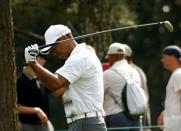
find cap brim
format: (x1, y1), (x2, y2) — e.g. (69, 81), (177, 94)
(39, 46), (52, 55)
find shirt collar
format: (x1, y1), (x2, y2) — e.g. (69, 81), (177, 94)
(112, 59), (128, 68)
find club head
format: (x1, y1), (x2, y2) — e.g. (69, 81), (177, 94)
(160, 21), (174, 32)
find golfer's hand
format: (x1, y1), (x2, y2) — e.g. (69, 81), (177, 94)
(24, 44), (39, 63)
(35, 107), (48, 125)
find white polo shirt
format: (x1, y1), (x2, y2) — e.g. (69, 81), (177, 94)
(164, 68), (181, 131)
(103, 60), (141, 116)
(56, 43), (105, 117)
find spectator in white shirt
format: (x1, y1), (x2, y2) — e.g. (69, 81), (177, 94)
(103, 42), (141, 131)
(157, 45), (181, 131)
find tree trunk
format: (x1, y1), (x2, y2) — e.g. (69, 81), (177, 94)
(78, 0), (113, 60)
(0, 0), (19, 130)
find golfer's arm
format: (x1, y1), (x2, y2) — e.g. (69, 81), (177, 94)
(28, 61), (70, 91)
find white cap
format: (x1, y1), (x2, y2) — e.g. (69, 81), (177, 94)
(41, 24), (71, 53)
(123, 44), (132, 57)
(107, 42), (125, 55)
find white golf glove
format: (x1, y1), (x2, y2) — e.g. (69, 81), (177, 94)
(24, 44), (39, 63)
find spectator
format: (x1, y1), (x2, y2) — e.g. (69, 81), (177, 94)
(16, 54), (54, 131)
(24, 24), (107, 131)
(103, 42), (142, 131)
(123, 44), (151, 131)
(157, 45), (181, 131)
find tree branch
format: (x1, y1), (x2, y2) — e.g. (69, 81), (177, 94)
(14, 26), (44, 41)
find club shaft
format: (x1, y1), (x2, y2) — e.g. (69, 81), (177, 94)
(39, 22), (160, 49)
(75, 22), (159, 39)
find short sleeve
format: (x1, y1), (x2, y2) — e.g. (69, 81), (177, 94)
(103, 70), (115, 92)
(56, 56), (85, 84)
(172, 71), (181, 92)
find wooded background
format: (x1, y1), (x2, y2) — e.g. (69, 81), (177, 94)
(0, 0), (181, 131)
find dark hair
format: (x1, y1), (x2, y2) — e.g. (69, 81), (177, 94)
(162, 45), (181, 59)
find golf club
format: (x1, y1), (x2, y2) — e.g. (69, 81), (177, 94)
(39, 20), (173, 50)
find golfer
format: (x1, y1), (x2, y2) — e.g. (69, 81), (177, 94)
(24, 24), (107, 131)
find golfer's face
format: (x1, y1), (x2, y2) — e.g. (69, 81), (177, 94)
(107, 54), (115, 66)
(51, 43), (68, 59)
